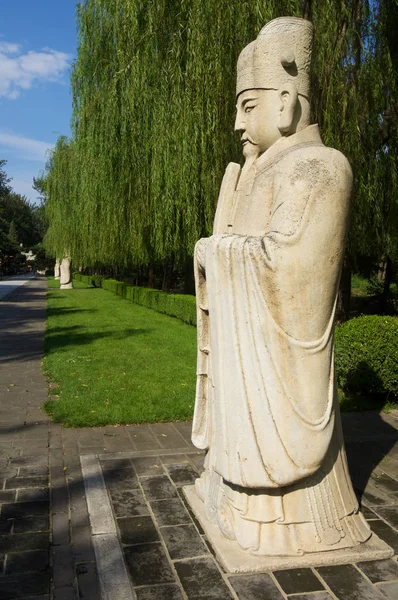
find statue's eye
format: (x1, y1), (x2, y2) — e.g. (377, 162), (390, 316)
(245, 105), (255, 113)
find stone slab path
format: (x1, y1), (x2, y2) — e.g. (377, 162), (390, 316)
(0, 274), (36, 301)
(0, 276), (398, 599)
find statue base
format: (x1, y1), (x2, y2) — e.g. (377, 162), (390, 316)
(60, 283), (73, 289)
(183, 485), (393, 573)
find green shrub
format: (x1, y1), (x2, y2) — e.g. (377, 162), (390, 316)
(72, 273), (197, 326)
(366, 276), (383, 296)
(335, 315), (398, 398)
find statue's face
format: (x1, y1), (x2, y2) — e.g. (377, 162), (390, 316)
(235, 89), (281, 158)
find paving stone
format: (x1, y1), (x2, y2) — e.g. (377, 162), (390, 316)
(174, 557), (234, 599)
(5, 475), (48, 489)
(229, 573), (285, 599)
(2, 501), (49, 519)
(11, 456), (48, 468)
(160, 455), (191, 465)
(100, 458), (133, 471)
(110, 488), (150, 518)
(273, 568), (325, 594)
(135, 585), (184, 600)
(76, 562), (102, 600)
(141, 476), (178, 501)
(54, 586), (77, 600)
(0, 572), (50, 598)
(151, 499), (191, 527)
(0, 490), (16, 503)
(52, 544), (75, 588)
(51, 485), (70, 514)
(53, 511), (70, 545)
(13, 514), (49, 533)
(0, 517), (13, 534)
(373, 506), (398, 530)
(132, 457), (164, 477)
(127, 426), (162, 450)
(187, 454), (204, 473)
(371, 472), (398, 494)
(124, 542), (175, 586)
(287, 594), (333, 600)
(17, 487), (49, 502)
(103, 466), (139, 490)
(376, 581), (398, 599)
(361, 504), (379, 519)
(118, 515), (159, 545)
(165, 464), (198, 486)
(369, 519), (398, 552)
(357, 558), (398, 583)
(316, 564), (386, 599)
(161, 524), (208, 560)
(19, 465), (48, 477)
(71, 525), (95, 562)
(6, 549), (49, 574)
(0, 532), (49, 553)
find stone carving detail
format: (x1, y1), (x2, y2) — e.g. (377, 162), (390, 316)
(54, 260), (60, 280)
(190, 17), (372, 557)
(60, 255), (73, 290)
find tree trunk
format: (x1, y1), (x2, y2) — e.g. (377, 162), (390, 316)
(382, 255), (392, 308)
(148, 264), (154, 288)
(162, 262), (173, 292)
(336, 252), (351, 323)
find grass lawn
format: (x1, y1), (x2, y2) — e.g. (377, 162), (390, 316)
(43, 277), (393, 427)
(43, 278), (197, 427)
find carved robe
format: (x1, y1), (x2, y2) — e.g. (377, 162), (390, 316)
(192, 125), (371, 554)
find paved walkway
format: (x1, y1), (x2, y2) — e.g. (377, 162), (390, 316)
(0, 274), (36, 301)
(0, 276), (398, 599)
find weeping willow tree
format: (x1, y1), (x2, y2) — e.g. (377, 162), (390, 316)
(305, 0), (398, 314)
(68, 0), (298, 272)
(44, 137), (81, 262)
(44, 0), (397, 304)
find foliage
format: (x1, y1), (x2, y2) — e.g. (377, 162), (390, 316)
(43, 278), (197, 426)
(335, 315), (398, 398)
(366, 276), (384, 295)
(73, 273), (197, 326)
(0, 160), (44, 274)
(43, 1), (398, 288)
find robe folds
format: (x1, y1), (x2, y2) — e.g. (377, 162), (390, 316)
(192, 125), (353, 490)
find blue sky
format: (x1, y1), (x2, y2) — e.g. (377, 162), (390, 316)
(0, 1), (77, 204)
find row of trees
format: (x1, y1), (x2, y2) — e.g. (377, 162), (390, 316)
(42, 0), (398, 312)
(0, 161), (47, 275)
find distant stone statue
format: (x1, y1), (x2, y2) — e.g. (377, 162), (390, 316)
(54, 259), (60, 280)
(186, 17), (391, 565)
(60, 254), (73, 289)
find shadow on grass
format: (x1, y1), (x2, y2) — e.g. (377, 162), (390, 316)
(45, 326), (152, 353)
(47, 306), (98, 317)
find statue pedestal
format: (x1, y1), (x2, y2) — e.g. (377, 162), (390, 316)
(60, 282), (73, 289)
(183, 486), (393, 573)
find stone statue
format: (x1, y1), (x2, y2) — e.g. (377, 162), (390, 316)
(186, 17), (392, 566)
(54, 259), (60, 280)
(60, 254), (73, 289)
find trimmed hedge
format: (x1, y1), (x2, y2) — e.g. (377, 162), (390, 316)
(335, 315), (398, 398)
(72, 273), (197, 326)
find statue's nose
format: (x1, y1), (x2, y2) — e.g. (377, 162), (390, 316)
(234, 109), (246, 133)
(234, 111), (245, 133)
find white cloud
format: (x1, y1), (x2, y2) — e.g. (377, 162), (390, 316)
(0, 131), (54, 161)
(0, 39), (71, 99)
(0, 42), (21, 54)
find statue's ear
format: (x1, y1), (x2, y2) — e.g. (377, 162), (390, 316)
(278, 83), (298, 134)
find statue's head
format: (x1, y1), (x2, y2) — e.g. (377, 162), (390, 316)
(235, 17), (313, 158)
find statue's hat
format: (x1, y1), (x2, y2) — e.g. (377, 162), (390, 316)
(236, 17), (313, 98)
